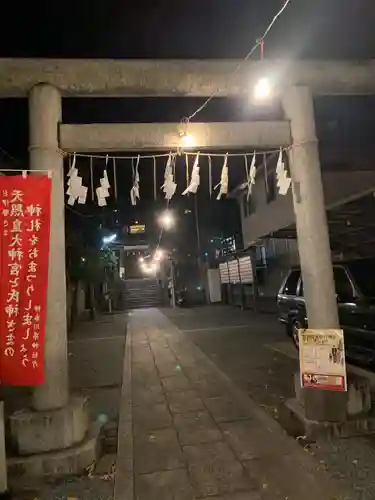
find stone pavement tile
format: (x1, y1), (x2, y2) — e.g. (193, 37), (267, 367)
(183, 365), (224, 389)
(132, 383), (166, 407)
(243, 455), (335, 500)
(221, 420), (285, 461)
(173, 347), (206, 366)
(166, 389), (205, 414)
(135, 469), (196, 500)
(149, 338), (169, 348)
(132, 361), (158, 375)
(183, 441), (255, 498)
(181, 363), (212, 379)
(132, 365), (160, 387)
(204, 396), (250, 423)
(157, 361), (184, 378)
(133, 402), (172, 431)
(150, 342), (172, 353)
(153, 347), (176, 358)
(209, 494), (262, 500)
(173, 410), (222, 446)
(191, 377), (226, 398)
(131, 336), (148, 346)
(161, 373), (191, 393)
(154, 354), (179, 367)
(134, 428), (185, 474)
(132, 347), (154, 364)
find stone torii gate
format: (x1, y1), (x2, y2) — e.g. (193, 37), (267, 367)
(2, 58), (375, 474)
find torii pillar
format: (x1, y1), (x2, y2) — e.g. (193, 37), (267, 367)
(8, 84), (95, 477)
(29, 83), (69, 411)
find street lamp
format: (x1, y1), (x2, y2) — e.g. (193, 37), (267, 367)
(102, 233), (116, 245)
(159, 211), (175, 230)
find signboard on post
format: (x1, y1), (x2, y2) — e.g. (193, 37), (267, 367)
(228, 259), (240, 283)
(299, 329), (347, 392)
(219, 262), (229, 284)
(129, 224), (145, 234)
(238, 256), (254, 284)
(0, 175), (51, 386)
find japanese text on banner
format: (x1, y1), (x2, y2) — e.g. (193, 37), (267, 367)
(0, 175), (51, 385)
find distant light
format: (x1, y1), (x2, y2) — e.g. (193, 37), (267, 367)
(159, 211), (175, 230)
(254, 77), (272, 101)
(139, 256), (144, 263)
(102, 233), (116, 244)
(141, 261), (157, 274)
(154, 249), (164, 261)
(81, 257), (86, 263)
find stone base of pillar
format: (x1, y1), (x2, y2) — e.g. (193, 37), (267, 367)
(284, 398), (375, 440)
(6, 396), (100, 480)
(7, 422), (100, 481)
(284, 371), (375, 440)
(9, 396), (89, 455)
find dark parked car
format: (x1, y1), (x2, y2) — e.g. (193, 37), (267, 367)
(277, 258), (375, 365)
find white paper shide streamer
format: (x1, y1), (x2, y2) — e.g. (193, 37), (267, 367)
(130, 155), (141, 206)
(276, 149), (291, 195)
(66, 154), (88, 206)
(161, 153), (177, 200)
(246, 153), (257, 200)
(97, 156), (111, 206)
(182, 152), (200, 195)
(216, 153), (229, 200)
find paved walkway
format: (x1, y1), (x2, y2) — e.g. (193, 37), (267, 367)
(115, 308), (350, 500)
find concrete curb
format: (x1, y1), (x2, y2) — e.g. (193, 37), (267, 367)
(114, 317), (133, 500)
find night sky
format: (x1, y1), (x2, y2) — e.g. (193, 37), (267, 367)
(2, 0), (374, 60)
(0, 0), (375, 245)
(0, 0), (374, 160)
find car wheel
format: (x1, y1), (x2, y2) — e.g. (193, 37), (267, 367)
(292, 319), (302, 350)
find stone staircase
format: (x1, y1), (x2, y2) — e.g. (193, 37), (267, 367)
(124, 278), (163, 309)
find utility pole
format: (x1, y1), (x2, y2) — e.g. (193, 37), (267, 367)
(282, 86), (345, 422)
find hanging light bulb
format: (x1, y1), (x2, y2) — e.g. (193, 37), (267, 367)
(181, 134), (196, 148)
(177, 120), (196, 150)
(254, 77), (273, 101)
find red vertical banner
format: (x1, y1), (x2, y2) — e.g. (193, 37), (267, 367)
(0, 175), (51, 385)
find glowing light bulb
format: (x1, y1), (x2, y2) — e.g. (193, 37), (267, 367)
(182, 134), (196, 148)
(254, 77), (272, 101)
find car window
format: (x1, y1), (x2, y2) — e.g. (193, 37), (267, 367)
(334, 267), (353, 298)
(299, 267), (353, 299)
(282, 270), (300, 295)
(347, 259), (375, 298)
